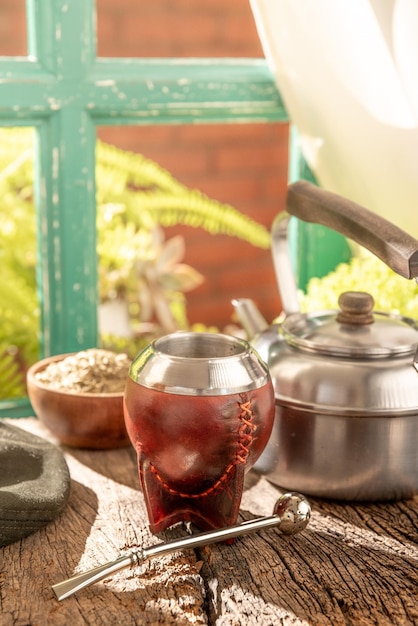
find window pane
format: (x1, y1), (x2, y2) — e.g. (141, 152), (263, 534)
(96, 0), (263, 58)
(0, 127), (38, 402)
(96, 123), (288, 354)
(0, 0), (27, 57)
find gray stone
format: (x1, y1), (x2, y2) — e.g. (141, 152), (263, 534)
(0, 421), (70, 546)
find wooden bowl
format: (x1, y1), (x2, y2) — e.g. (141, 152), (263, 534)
(26, 353), (130, 449)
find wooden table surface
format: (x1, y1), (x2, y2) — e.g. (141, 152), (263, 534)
(1, 418), (418, 626)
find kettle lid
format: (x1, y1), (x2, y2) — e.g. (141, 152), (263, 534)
(281, 291), (418, 358)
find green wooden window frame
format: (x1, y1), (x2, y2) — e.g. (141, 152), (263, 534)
(0, 0), (347, 417)
(0, 0), (288, 416)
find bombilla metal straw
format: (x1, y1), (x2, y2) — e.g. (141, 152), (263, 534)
(52, 492), (310, 601)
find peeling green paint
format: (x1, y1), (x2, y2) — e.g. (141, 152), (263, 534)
(0, 0), (289, 415)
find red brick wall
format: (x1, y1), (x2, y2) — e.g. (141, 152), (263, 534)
(0, 0), (289, 330)
(96, 0), (267, 58)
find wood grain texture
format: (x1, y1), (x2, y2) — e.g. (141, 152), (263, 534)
(1, 418), (417, 625)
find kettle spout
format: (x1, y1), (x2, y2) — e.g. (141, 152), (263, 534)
(232, 298), (268, 339)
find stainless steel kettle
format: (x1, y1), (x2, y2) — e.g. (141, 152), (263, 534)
(233, 181), (418, 501)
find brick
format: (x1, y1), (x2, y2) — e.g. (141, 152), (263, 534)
(169, 0), (248, 11)
(97, 125), (178, 151)
(185, 236), (267, 268)
(97, 0), (139, 8)
(179, 122), (286, 146)
(184, 176), (262, 206)
(96, 14), (118, 54)
(121, 12), (219, 49)
(101, 2), (263, 58)
(0, 5), (27, 55)
(216, 144), (286, 173)
(263, 175), (289, 204)
(143, 146), (211, 177)
(185, 273), (281, 329)
(218, 14), (263, 55)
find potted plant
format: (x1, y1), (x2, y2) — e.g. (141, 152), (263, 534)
(0, 127), (271, 400)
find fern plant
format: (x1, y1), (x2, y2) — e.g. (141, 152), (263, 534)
(97, 141), (271, 247)
(0, 127), (271, 400)
(0, 341), (26, 399)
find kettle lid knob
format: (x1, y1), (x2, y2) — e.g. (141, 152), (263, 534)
(336, 291), (375, 325)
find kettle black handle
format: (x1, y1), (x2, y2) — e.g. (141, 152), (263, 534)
(286, 181), (418, 280)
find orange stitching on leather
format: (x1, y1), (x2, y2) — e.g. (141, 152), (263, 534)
(235, 400), (257, 464)
(149, 395), (257, 499)
(150, 460), (236, 499)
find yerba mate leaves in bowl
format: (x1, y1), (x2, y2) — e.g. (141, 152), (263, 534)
(27, 350), (131, 449)
(34, 349), (130, 394)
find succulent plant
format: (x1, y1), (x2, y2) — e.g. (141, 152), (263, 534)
(0, 127), (271, 400)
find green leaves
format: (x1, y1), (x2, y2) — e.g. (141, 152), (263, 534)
(0, 128), (271, 399)
(0, 343), (26, 399)
(301, 251), (418, 318)
(134, 229), (204, 333)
